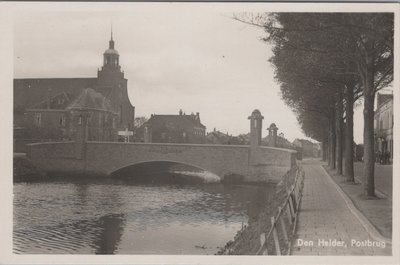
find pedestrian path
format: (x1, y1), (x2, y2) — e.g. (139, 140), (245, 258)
(291, 160), (391, 256)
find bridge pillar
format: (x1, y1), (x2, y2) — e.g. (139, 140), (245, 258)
(267, 123), (279, 147)
(248, 109), (264, 165)
(75, 113), (88, 159)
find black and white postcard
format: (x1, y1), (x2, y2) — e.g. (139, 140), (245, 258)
(0, 2), (398, 264)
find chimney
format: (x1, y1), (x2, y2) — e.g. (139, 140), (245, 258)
(179, 109), (183, 116)
(196, 112), (200, 120)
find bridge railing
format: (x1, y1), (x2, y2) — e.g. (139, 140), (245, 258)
(257, 167), (305, 255)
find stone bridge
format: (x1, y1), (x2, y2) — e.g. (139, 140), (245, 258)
(27, 110), (297, 183)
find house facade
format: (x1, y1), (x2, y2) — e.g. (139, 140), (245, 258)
(144, 110), (206, 144)
(293, 138), (320, 158)
(374, 93), (394, 164)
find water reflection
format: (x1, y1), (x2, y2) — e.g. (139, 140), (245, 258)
(94, 214), (125, 254)
(14, 177), (274, 254)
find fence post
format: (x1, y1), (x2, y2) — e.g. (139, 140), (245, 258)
(258, 233), (268, 255)
(288, 194), (295, 221)
(271, 216), (281, 255)
(278, 206), (289, 244)
(286, 202), (293, 224)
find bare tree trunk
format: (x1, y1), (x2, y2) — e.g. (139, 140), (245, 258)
(336, 94), (344, 175)
(344, 85), (355, 182)
(326, 135), (331, 164)
(363, 64), (376, 197)
(330, 107), (336, 170)
(322, 139), (328, 161)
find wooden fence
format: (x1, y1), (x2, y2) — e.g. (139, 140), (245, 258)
(257, 167), (305, 255)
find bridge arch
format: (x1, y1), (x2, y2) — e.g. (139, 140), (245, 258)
(110, 160), (222, 184)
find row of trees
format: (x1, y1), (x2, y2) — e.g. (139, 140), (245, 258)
(236, 13), (393, 196)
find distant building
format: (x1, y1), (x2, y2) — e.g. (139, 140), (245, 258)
(374, 93), (393, 164)
(144, 110), (206, 144)
(263, 135), (293, 149)
(293, 138), (320, 158)
(206, 129), (247, 145)
(13, 32), (135, 151)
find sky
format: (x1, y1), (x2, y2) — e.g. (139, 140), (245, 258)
(12, 3), (373, 143)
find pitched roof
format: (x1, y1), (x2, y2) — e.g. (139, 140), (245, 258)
(377, 93), (393, 108)
(29, 92), (72, 110)
(67, 88), (115, 113)
(146, 114), (206, 131)
(14, 78), (97, 112)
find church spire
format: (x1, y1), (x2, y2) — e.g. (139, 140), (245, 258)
(109, 24), (115, 49)
(111, 23), (113, 41)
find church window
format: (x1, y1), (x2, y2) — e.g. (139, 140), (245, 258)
(59, 115), (66, 127)
(78, 115), (82, 125)
(87, 114), (91, 126)
(34, 113), (41, 126)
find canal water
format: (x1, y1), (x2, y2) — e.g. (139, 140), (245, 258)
(13, 176), (274, 254)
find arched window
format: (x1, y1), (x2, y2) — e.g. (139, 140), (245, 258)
(78, 115), (82, 125)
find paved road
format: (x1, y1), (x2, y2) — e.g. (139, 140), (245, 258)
(354, 162), (392, 198)
(291, 160), (391, 256)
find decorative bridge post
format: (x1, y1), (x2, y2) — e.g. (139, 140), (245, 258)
(267, 123), (279, 147)
(248, 109), (264, 165)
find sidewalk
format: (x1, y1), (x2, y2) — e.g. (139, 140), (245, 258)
(291, 160), (391, 256)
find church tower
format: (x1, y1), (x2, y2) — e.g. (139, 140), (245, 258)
(97, 29), (125, 88)
(103, 30), (120, 70)
(96, 30), (135, 132)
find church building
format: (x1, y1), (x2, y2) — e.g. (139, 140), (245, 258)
(14, 32), (135, 150)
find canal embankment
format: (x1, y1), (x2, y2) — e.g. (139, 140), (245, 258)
(217, 166), (302, 255)
(13, 154), (46, 182)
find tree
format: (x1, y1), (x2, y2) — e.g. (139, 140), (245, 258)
(234, 12), (393, 196)
(134, 116), (148, 129)
(133, 116), (148, 142)
(345, 14), (394, 196)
